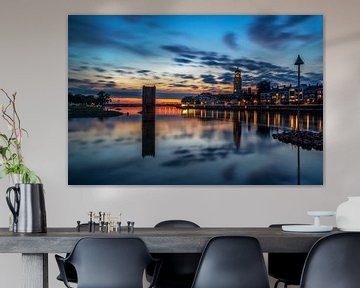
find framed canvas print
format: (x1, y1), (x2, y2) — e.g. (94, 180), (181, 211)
(68, 15), (323, 185)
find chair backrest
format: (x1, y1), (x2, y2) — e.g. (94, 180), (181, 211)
(155, 220), (200, 228)
(191, 236), (270, 288)
(152, 220), (201, 284)
(67, 237), (154, 288)
(268, 224), (308, 285)
(300, 232), (360, 288)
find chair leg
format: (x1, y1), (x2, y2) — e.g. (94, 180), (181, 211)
(274, 280), (290, 288)
(274, 280), (281, 288)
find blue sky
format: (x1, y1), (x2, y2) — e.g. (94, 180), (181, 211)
(68, 15), (323, 98)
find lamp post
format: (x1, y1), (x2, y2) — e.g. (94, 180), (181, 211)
(294, 55), (304, 130)
(294, 55), (304, 185)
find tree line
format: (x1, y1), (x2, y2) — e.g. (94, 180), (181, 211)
(68, 91), (111, 107)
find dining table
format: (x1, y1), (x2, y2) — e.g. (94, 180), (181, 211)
(0, 226), (339, 288)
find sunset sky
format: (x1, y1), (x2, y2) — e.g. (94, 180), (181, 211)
(68, 15), (323, 100)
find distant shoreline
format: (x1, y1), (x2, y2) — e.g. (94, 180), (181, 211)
(68, 105), (123, 118)
(179, 104), (323, 112)
(106, 103), (323, 112)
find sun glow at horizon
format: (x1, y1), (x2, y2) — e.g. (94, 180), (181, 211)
(110, 97), (181, 105)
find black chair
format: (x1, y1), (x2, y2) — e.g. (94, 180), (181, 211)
(147, 220), (201, 288)
(268, 224), (308, 288)
(56, 262), (77, 284)
(300, 232), (360, 288)
(56, 223), (99, 284)
(191, 236), (270, 288)
(55, 237), (160, 288)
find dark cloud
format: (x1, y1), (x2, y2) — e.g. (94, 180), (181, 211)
(303, 72), (323, 83)
(162, 45), (303, 85)
(200, 60), (220, 67)
(201, 74), (217, 84)
(161, 44), (199, 54)
(71, 65), (89, 72)
(304, 72), (322, 78)
(137, 69), (151, 75)
(93, 67), (106, 73)
(161, 45), (216, 60)
(174, 73), (195, 80)
(120, 43), (157, 57)
(168, 83), (198, 90)
(114, 69), (133, 75)
(96, 75), (113, 79)
(248, 16), (320, 50)
(179, 54), (198, 59)
(69, 76), (117, 93)
(218, 72), (233, 84)
(200, 55), (229, 62)
(223, 32), (239, 50)
(174, 58), (192, 64)
(69, 78), (94, 85)
(174, 149), (191, 155)
(169, 83), (191, 88)
(192, 52), (306, 85)
(70, 66), (88, 72)
(105, 81), (116, 88)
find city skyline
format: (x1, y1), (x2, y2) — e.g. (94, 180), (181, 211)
(68, 15), (323, 100)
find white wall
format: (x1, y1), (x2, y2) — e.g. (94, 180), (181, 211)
(0, 0), (360, 286)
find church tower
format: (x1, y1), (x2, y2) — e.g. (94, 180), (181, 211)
(233, 67), (242, 99)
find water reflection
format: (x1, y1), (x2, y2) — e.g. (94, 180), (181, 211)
(233, 112), (242, 150)
(142, 109), (156, 158)
(68, 107), (323, 185)
(181, 109), (323, 132)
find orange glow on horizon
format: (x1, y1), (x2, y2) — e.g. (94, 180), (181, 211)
(111, 97), (181, 105)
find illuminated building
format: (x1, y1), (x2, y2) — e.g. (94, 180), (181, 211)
(233, 67), (242, 99)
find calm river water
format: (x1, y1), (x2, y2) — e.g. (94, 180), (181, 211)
(68, 107), (323, 185)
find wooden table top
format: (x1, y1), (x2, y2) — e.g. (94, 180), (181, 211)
(0, 227), (339, 253)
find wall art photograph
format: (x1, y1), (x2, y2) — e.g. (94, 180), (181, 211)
(68, 15), (323, 185)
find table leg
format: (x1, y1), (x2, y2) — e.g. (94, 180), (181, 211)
(22, 253), (48, 288)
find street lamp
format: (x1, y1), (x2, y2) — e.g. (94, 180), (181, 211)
(294, 55), (304, 185)
(294, 55), (304, 130)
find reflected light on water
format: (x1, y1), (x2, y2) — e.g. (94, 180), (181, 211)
(69, 108), (323, 185)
